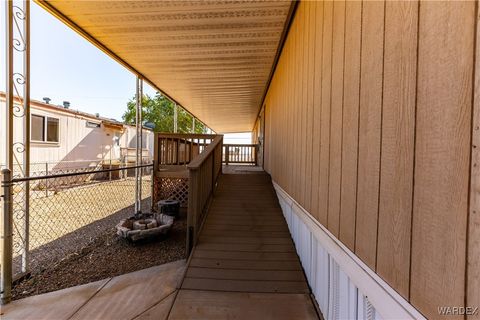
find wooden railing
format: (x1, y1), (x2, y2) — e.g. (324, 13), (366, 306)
(154, 133), (217, 166)
(223, 144), (258, 165)
(152, 132), (223, 255)
(186, 135), (223, 254)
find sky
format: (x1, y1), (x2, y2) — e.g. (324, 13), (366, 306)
(0, 1), (156, 122)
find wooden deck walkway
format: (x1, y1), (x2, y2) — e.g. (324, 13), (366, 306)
(169, 173), (319, 319)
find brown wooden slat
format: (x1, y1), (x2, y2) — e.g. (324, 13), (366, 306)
(169, 291), (318, 320)
(206, 210), (284, 217)
(201, 230), (291, 239)
(193, 250), (299, 262)
(195, 243), (295, 253)
(186, 267), (305, 282)
(209, 202), (279, 207)
(204, 217), (286, 226)
(199, 234), (292, 245)
(189, 258), (302, 272)
(182, 278), (309, 294)
(202, 224), (288, 232)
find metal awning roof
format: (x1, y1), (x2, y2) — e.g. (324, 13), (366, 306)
(36, 0), (294, 133)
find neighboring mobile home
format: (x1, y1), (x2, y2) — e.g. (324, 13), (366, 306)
(0, 93), (153, 174)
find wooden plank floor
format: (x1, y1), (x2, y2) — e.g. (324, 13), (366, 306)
(170, 172), (319, 319)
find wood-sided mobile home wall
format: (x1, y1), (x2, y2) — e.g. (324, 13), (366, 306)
(261, 1), (479, 319)
(0, 99), (154, 171)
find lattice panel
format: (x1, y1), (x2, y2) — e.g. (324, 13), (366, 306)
(154, 177), (189, 208)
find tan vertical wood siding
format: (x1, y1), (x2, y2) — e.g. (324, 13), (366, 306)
(410, 2), (475, 318)
(311, 1), (324, 223)
(355, 0), (385, 270)
(327, 0), (345, 237)
(339, 0), (361, 251)
(468, 3), (480, 318)
(263, 1), (477, 318)
(305, 1), (315, 215)
(319, 1), (333, 227)
(376, 0), (418, 299)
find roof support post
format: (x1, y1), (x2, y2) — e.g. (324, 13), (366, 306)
(2, 0), (30, 303)
(22, 0), (31, 278)
(135, 76), (143, 216)
(192, 117), (195, 133)
(5, 0), (13, 172)
(1, 169), (13, 305)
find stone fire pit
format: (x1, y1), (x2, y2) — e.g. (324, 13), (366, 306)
(116, 214), (174, 242)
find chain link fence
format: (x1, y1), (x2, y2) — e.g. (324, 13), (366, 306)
(6, 164), (153, 280)
(0, 156), (152, 178)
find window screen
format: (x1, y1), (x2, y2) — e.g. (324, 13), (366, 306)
(47, 118), (59, 142)
(31, 115), (45, 141)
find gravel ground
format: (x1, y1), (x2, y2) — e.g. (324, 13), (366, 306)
(12, 213), (186, 301)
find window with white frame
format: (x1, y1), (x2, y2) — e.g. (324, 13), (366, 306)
(31, 114), (59, 143)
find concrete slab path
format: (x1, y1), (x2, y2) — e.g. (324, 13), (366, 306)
(1, 260), (185, 320)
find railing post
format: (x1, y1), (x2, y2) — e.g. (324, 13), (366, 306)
(150, 165), (155, 212)
(225, 145), (229, 165)
(186, 169), (198, 256)
(173, 103), (178, 133)
(176, 139), (180, 165)
(189, 140), (193, 163)
(1, 169), (13, 305)
(135, 76), (143, 216)
(211, 153), (215, 197)
(255, 145), (259, 166)
(152, 134), (158, 212)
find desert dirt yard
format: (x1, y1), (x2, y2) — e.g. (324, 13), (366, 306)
(13, 177), (152, 255)
(10, 175), (187, 300)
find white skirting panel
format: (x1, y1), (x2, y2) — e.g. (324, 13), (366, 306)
(273, 182), (425, 320)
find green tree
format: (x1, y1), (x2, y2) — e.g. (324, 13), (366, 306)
(122, 92), (207, 133)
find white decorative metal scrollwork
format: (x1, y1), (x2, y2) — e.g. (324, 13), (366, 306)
(12, 73), (26, 117)
(4, 0), (31, 287)
(12, 5), (26, 52)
